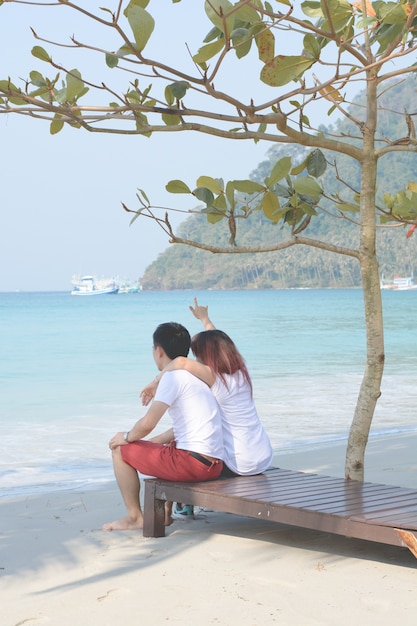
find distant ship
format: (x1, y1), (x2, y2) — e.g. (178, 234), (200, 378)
(118, 279), (142, 294)
(380, 275), (417, 291)
(71, 275), (119, 296)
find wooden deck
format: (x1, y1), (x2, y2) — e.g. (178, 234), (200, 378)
(143, 468), (417, 557)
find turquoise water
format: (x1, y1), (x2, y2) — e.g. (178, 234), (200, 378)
(1, 289), (416, 498)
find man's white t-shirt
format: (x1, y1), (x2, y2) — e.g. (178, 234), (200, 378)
(211, 372), (273, 475)
(155, 370), (224, 460)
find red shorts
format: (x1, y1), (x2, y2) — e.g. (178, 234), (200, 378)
(120, 440), (223, 482)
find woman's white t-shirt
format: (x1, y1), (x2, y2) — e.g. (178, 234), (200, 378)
(211, 372), (273, 475)
(155, 370), (224, 460)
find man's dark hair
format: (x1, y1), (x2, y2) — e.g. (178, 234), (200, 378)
(153, 322), (191, 359)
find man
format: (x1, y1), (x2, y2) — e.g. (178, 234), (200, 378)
(103, 322), (224, 531)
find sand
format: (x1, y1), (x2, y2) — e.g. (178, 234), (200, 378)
(1, 433), (416, 626)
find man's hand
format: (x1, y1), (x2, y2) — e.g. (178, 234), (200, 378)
(109, 432), (128, 450)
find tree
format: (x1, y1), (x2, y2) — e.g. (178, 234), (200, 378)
(1, 0), (417, 480)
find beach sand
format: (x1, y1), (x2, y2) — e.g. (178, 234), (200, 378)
(1, 433), (416, 626)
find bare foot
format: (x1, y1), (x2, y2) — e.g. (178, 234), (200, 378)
(102, 515), (143, 531)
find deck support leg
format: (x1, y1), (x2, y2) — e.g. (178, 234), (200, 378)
(143, 480), (166, 538)
(395, 529), (417, 559)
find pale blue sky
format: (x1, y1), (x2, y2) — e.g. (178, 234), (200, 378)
(0, 1), (330, 292)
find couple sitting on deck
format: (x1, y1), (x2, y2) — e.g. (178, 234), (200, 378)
(103, 298), (273, 531)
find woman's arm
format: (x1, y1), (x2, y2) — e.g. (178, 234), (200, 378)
(139, 356), (215, 406)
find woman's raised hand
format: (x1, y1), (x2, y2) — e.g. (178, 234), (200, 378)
(189, 296), (208, 320)
(189, 297), (215, 330)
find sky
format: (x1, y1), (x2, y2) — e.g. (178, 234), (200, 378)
(0, 1), (328, 292)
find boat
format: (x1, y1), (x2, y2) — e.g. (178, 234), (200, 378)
(118, 279), (142, 294)
(71, 275), (119, 296)
(380, 275), (417, 291)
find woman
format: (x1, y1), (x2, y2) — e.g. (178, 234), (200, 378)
(141, 298), (273, 478)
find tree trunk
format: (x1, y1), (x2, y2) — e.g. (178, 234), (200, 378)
(345, 71), (385, 481)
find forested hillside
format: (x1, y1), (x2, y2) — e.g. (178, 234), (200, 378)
(141, 79), (417, 290)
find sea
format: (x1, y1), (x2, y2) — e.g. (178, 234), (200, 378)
(1, 289), (416, 500)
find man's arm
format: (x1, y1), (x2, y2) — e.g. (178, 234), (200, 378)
(149, 427), (174, 445)
(109, 400), (169, 449)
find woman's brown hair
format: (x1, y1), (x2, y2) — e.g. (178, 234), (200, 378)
(191, 330), (252, 393)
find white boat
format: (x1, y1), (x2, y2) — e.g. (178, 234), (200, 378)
(380, 275), (417, 291)
(118, 279), (142, 294)
(71, 275), (119, 296)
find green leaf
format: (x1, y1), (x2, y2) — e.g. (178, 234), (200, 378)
(266, 156), (292, 187)
(31, 46), (51, 62)
(203, 26), (222, 44)
(212, 194), (227, 211)
(232, 180), (264, 194)
(233, 2), (261, 22)
(293, 176), (323, 199)
(0, 82), (27, 105)
(207, 210), (226, 224)
(168, 81), (190, 100)
(272, 182), (291, 198)
(162, 113), (181, 125)
(306, 149), (327, 177)
(124, 0), (151, 11)
(261, 55), (315, 87)
(383, 193), (395, 210)
(226, 181), (235, 208)
(337, 202), (360, 213)
(166, 180), (192, 194)
(116, 44), (136, 58)
(378, 24), (404, 54)
(290, 193), (299, 209)
(378, 1), (408, 25)
(126, 90), (140, 103)
(196, 176), (224, 194)
(164, 85), (175, 106)
(256, 29), (275, 63)
(290, 159), (308, 176)
(299, 202), (318, 216)
(193, 39), (224, 65)
(106, 53), (119, 68)
(126, 5), (155, 53)
(136, 188), (150, 205)
(262, 192), (280, 222)
(29, 71), (46, 87)
(303, 33), (321, 59)
(50, 116), (64, 135)
(301, 1), (323, 19)
(322, 0), (353, 33)
(193, 187), (214, 207)
(204, 0), (234, 35)
(234, 35), (252, 59)
(66, 69), (86, 103)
